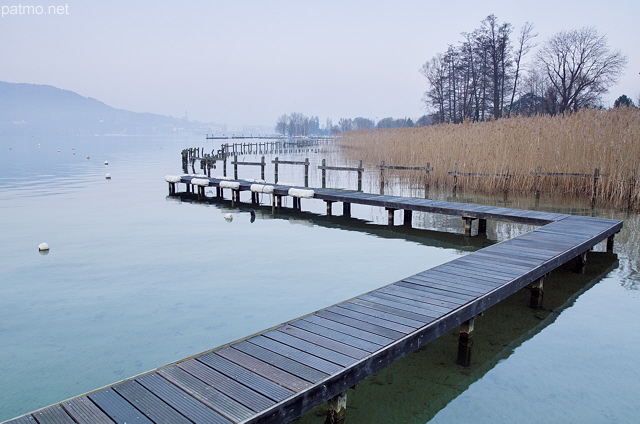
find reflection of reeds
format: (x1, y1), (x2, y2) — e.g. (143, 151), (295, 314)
(340, 108), (640, 209)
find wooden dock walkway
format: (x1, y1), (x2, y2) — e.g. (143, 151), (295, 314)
(4, 176), (622, 424)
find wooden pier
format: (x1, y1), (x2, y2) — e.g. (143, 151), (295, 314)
(4, 176), (622, 424)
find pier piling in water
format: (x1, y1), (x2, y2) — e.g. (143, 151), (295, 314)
(457, 318), (475, 367)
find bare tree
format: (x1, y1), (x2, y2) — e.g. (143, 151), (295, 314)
(537, 27), (627, 113)
(507, 22), (537, 116)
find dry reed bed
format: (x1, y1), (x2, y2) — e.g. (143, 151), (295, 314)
(340, 108), (640, 209)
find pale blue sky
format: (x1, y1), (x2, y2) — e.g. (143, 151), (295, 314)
(1, 0), (638, 126)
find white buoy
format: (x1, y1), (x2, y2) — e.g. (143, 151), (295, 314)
(104, 161), (109, 166)
(38, 242), (49, 251)
(224, 213), (233, 222)
(105, 173), (111, 179)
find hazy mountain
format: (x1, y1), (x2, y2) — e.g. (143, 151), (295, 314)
(0, 81), (222, 136)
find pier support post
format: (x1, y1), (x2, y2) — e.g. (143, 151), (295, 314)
(168, 183), (175, 195)
(575, 251), (588, 274)
(304, 158), (310, 187)
(478, 219), (487, 235)
(607, 234), (615, 252)
(260, 156), (266, 181)
(325, 201), (334, 216)
(386, 208), (396, 226)
(233, 155), (238, 180)
(530, 278), (544, 309)
(274, 157), (279, 183)
(462, 217), (476, 236)
(321, 159), (327, 188)
(325, 391), (347, 424)
(457, 318), (475, 367)
(343, 202), (351, 217)
(403, 209), (412, 227)
(277, 195), (282, 209)
(357, 160), (363, 192)
(216, 187), (222, 198)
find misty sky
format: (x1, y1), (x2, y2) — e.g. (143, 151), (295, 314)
(1, 0), (638, 127)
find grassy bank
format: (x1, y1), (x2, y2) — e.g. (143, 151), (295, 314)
(340, 108), (640, 209)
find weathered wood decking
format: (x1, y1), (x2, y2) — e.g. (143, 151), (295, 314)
(4, 177), (623, 424)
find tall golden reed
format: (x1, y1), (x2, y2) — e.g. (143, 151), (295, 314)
(340, 108), (640, 209)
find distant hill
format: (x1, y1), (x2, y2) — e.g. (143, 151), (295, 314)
(0, 81), (219, 136)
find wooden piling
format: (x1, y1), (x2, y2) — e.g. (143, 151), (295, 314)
(478, 218), (487, 235)
(462, 217), (475, 236)
(325, 391), (347, 424)
(357, 160), (363, 192)
(457, 318), (474, 367)
(530, 278), (544, 309)
(343, 202), (351, 217)
(607, 234), (615, 252)
(234, 155), (238, 180)
(403, 209), (412, 227)
(386, 208), (396, 226)
(575, 251), (588, 273)
(321, 159), (327, 188)
(274, 156), (279, 184)
(325, 201), (334, 216)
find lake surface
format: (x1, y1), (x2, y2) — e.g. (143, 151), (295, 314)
(1, 135), (639, 423)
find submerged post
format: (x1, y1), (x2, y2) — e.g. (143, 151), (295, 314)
(325, 391), (347, 424)
(457, 318), (475, 367)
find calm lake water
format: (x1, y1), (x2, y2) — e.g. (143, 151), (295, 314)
(1, 135), (639, 423)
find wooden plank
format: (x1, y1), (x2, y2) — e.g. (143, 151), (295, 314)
(233, 340), (329, 383)
(215, 346), (313, 392)
(63, 396), (116, 424)
(380, 285), (463, 311)
(348, 297), (437, 324)
(395, 279), (475, 302)
(276, 325), (370, 359)
(263, 330), (358, 367)
(301, 315), (394, 347)
(113, 380), (192, 424)
(89, 388), (154, 424)
(327, 304), (417, 332)
(193, 353), (293, 403)
(158, 365), (254, 422)
(248, 335), (344, 375)
(315, 310), (406, 340)
(32, 405), (75, 424)
(339, 301), (426, 328)
(289, 319), (383, 353)
(392, 282), (469, 307)
(135, 373), (232, 424)
(364, 292), (457, 319)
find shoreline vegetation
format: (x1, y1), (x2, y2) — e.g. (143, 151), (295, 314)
(339, 108), (640, 210)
